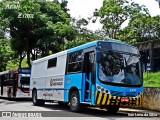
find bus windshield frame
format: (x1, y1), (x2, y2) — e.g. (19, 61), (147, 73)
(97, 42), (143, 87)
(18, 74), (30, 87)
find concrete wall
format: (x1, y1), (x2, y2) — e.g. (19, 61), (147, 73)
(126, 87), (160, 111)
(142, 87), (160, 111)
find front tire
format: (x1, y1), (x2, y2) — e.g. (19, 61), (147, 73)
(106, 105), (120, 113)
(69, 91), (81, 112)
(32, 90), (45, 106)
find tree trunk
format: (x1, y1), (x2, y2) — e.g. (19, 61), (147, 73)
(27, 51), (31, 67)
(149, 44), (154, 72)
(19, 55), (22, 68)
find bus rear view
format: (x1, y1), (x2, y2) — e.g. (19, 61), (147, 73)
(0, 68), (31, 99)
(30, 39), (143, 113)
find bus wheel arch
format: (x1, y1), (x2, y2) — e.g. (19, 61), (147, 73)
(32, 88), (45, 106)
(69, 87), (81, 112)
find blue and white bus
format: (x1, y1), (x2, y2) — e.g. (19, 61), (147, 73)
(30, 39), (143, 113)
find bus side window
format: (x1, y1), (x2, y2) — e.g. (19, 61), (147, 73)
(67, 50), (83, 73)
(47, 57), (57, 69)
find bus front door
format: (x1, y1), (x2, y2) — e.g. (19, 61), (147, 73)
(83, 51), (95, 103)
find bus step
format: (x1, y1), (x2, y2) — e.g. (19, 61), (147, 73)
(81, 102), (91, 105)
(84, 99), (91, 102)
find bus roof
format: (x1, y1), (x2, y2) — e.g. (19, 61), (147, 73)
(0, 70), (10, 76)
(0, 69), (18, 76)
(32, 39), (137, 64)
(0, 68), (31, 76)
(67, 39), (132, 53)
(32, 50), (67, 64)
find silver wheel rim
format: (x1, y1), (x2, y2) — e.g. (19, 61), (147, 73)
(72, 96), (78, 107)
(33, 93), (36, 103)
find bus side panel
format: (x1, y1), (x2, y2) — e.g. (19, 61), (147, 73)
(44, 54), (67, 101)
(64, 73), (82, 102)
(30, 60), (47, 99)
(30, 51), (67, 101)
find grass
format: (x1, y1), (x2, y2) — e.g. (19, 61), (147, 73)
(143, 72), (160, 87)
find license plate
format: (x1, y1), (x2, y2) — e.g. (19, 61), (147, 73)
(121, 98), (129, 102)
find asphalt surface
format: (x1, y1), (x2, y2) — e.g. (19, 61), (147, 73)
(0, 98), (159, 120)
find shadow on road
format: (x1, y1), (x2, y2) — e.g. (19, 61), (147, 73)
(1, 98), (158, 117)
(34, 103), (129, 117)
(0, 97), (31, 102)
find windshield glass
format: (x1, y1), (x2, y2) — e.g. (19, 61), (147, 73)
(19, 74), (30, 86)
(98, 51), (142, 86)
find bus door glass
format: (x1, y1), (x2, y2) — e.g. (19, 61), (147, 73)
(84, 51), (95, 101)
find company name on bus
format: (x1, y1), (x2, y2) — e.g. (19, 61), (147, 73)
(50, 78), (63, 86)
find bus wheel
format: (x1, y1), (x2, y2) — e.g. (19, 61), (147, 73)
(106, 105), (120, 113)
(7, 88), (12, 100)
(69, 91), (81, 112)
(8, 92), (11, 100)
(32, 90), (45, 106)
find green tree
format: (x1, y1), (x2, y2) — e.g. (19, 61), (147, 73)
(118, 14), (160, 43)
(1, 0), (75, 67)
(93, 0), (149, 39)
(0, 2), (18, 71)
(67, 17), (101, 49)
(0, 39), (16, 71)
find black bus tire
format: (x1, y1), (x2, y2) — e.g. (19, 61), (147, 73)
(32, 90), (45, 106)
(69, 91), (81, 112)
(106, 105), (120, 113)
(32, 90), (38, 106)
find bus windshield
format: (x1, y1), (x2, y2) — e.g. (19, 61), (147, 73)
(98, 51), (142, 86)
(19, 74), (30, 87)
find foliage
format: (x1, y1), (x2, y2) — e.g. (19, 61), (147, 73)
(66, 17), (104, 49)
(65, 39), (87, 49)
(143, 72), (160, 87)
(118, 15), (160, 43)
(93, 0), (149, 39)
(0, 0), (160, 71)
(0, 0), (75, 67)
(0, 39), (16, 71)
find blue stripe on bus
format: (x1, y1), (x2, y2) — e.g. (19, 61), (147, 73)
(30, 88), (67, 90)
(67, 41), (97, 53)
(96, 79), (143, 93)
(67, 39), (131, 53)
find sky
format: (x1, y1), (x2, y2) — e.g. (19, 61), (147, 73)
(67, 0), (160, 31)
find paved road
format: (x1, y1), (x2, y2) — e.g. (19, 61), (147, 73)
(0, 98), (159, 120)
